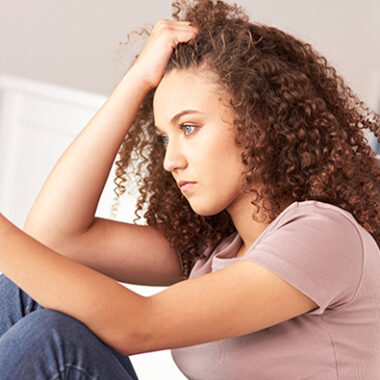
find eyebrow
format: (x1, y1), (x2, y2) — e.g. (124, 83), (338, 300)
(154, 110), (204, 134)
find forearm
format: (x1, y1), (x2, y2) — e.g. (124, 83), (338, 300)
(1, 214), (148, 353)
(24, 69), (152, 243)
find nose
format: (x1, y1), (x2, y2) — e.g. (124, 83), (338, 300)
(163, 139), (187, 173)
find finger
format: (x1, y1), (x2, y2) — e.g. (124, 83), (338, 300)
(169, 20), (198, 30)
(158, 23), (198, 33)
(162, 19), (194, 25)
(154, 19), (198, 32)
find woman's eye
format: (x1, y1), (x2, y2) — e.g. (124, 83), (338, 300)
(156, 134), (168, 146)
(161, 136), (169, 146)
(181, 124), (197, 135)
(157, 124), (197, 148)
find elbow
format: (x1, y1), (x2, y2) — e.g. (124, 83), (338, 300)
(110, 300), (155, 356)
(108, 329), (150, 357)
(23, 208), (42, 230)
(23, 220), (53, 248)
(23, 215), (70, 251)
(23, 214), (47, 238)
(23, 214), (37, 233)
(23, 220), (46, 243)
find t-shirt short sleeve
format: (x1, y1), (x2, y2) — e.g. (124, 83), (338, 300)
(241, 206), (364, 315)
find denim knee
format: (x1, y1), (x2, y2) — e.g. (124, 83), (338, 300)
(22, 308), (89, 340)
(0, 309), (138, 380)
(8, 308), (101, 356)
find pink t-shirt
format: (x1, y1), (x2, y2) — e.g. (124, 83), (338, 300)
(171, 200), (380, 379)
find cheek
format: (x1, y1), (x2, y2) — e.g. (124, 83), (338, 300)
(197, 132), (239, 167)
(199, 144), (243, 188)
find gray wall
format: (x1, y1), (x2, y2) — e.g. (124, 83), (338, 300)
(1, 0), (380, 108)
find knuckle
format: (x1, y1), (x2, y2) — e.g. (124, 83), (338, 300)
(153, 19), (167, 32)
(156, 19), (170, 27)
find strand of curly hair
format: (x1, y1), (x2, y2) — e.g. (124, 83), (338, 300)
(113, 0), (380, 280)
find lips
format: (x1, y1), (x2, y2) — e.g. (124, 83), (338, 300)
(178, 180), (196, 187)
(177, 180), (196, 190)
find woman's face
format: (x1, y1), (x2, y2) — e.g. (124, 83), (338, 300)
(153, 68), (248, 216)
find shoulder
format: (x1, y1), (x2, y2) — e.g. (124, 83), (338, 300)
(242, 200), (365, 314)
(265, 200), (365, 270)
(275, 200), (364, 239)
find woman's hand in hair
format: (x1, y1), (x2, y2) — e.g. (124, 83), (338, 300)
(129, 19), (199, 90)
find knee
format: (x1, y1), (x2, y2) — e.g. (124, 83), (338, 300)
(0, 309), (100, 379)
(22, 309), (87, 339)
(28, 308), (80, 326)
(3, 308), (88, 348)
(0, 309), (101, 366)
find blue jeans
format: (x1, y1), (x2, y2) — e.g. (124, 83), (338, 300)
(0, 273), (139, 379)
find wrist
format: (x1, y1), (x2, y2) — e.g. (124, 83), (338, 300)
(124, 65), (156, 92)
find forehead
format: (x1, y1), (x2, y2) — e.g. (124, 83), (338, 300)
(153, 68), (230, 123)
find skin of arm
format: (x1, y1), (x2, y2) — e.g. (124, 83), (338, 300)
(0, 213), (317, 356)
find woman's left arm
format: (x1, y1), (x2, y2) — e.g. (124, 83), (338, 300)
(0, 213), (150, 355)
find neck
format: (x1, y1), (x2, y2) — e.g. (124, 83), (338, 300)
(227, 194), (294, 254)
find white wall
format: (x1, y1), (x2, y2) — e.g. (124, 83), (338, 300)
(1, 0), (380, 108)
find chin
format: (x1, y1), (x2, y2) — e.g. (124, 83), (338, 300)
(188, 200), (227, 217)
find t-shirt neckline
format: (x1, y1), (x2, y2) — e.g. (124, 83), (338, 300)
(213, 200), (300, 262)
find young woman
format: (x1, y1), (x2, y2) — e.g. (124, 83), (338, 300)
(0, 0), (379, 378)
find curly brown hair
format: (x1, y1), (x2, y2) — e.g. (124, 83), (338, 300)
(114, 0), (380, 280)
